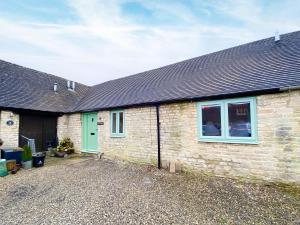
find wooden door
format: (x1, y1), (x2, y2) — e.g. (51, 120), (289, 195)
(19, 114), (57, 152)
(82, 112), (98, 152)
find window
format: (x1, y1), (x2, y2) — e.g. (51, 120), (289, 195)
(197, 97), (257, 144)
(119, 112), (124, 134)
(112, 112), (117, 133)
(201, 105), (222, 136)
(228, 102), (251, 137)
(110, 110), (125, 137)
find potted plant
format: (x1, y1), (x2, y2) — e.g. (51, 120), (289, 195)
(55, 138), (75, 157)
(21, 145), (32, 169)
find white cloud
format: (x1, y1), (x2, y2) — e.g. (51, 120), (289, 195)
(0, 0), (299, 85)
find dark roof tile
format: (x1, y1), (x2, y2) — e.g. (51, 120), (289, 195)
(0, 61), (90, 112)
(74, 31), (300, 111)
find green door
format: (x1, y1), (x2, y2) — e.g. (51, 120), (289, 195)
(82, 112), (98, 152)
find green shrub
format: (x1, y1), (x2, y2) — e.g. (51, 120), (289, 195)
(57, 138), (75, 154)
(22, 145), (32, 162)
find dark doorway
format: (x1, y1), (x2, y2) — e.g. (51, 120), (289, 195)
(19, 114), (58, 152)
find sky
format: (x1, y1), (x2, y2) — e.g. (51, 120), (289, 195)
(0, 0), (299, 86)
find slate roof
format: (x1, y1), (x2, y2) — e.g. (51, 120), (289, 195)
(74, 31), (300, 112)
(1, 31), (300, 113)
(0, 60), (90, 113)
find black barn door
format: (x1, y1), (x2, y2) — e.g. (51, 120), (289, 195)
(19, 114), (57, 152)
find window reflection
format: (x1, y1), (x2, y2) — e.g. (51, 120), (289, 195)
(202, 105), (221, 136)
(228, 103), (251, 137)
(112, 113), (117, 133)
(119, 112), (124, 134)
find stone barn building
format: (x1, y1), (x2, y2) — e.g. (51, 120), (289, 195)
(1, 31), (300, 184)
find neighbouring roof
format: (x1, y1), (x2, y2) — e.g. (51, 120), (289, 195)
(0, 60), (90, 113)
(1, 31), (300, 113)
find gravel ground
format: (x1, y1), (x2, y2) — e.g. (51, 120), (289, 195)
(0, 158), (299, 225)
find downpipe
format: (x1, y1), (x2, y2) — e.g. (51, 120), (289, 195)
(155, 104), (161, 169)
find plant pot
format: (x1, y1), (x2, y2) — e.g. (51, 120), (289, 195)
(55, 151), (66, 158)
(21, 160), (32, 169)
(32, 153), (46, 167)
(0, 159), (8, 177)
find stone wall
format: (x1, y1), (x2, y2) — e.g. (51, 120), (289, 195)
(57, 113), (82, 152)
(64, 90), (300, 184)
(159, 90), (300, 184)
(0, 110), (19, 148)
(98, 107), (158, 164)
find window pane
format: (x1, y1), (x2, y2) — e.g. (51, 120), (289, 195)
(201, 105), (221, 136)
(119, 112), (124, 134)
(112, 113), (117, 133)
(228, 102), (251, 137)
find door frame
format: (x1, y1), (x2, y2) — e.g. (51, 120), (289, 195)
(82, 112), (99, 153)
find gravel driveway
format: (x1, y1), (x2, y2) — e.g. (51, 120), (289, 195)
(0, 157), (299, 225)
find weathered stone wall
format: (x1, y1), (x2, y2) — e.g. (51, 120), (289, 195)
(98, 107), (158, 164)
(57, 113), (82, 152)
(159, 90), (300, 184)
(0, 110), (19, 148)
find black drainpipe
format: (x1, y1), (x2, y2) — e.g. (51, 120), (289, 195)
(155, 104), (161, 169)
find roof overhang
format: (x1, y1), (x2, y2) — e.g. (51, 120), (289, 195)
(0, 106), (64, 116)
(72, 87), (283, 113)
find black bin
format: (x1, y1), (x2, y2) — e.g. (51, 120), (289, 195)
(32, 153), (46, 168)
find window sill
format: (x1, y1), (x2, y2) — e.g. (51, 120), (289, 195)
(110, 135), (125, 138)
(198, 138), (258, 145)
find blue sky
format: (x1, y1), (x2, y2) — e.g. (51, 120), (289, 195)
(0, 0), (299, 85)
